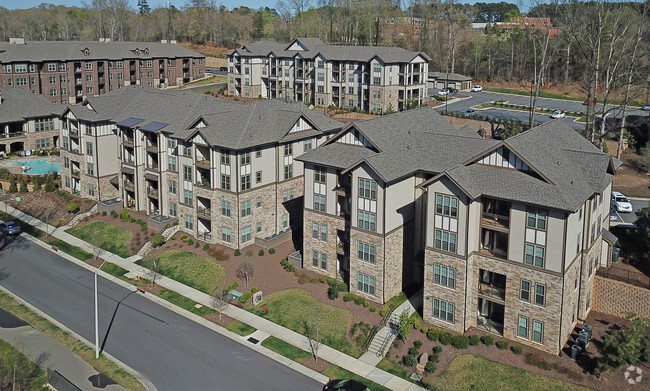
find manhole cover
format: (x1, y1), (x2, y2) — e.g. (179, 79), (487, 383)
(194, 303), (203, 309)
(247, 337), (259, 344)
(88, 374), (117, 388)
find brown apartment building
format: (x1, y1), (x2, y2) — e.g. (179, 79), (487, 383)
(0, 39), (205, 104)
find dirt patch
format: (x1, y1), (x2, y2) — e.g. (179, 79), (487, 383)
(613, 149), (650, 198)
(4, 189), (95, 226)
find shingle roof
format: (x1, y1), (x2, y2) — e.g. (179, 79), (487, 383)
(0, 87), (58, 122)
(428, 72), (473, 81)
(0, 41), (203, 63)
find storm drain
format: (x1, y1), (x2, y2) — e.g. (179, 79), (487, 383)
(247, 337), (260, 344)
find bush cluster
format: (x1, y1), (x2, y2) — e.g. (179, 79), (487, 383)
(280, 258), (295, 272)
(496, 340), (509, 350)
(481, 335), (495, 346)
(268, 248), (275, 254)
(66, 202), (80, 213)
(512, 345), (524, 354)
(151, 234), (165, 247)
(451, 335), (469, 349)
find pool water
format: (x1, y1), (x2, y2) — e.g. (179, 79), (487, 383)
(1, 158), (61, 175)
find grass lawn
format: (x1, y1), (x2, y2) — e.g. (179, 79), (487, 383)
(0, 338), (47, 390)
(383, 292), (407, 313)
(0, 212), (45, 238)
(157, 289), (216, 317)
(377, 358), (413, 381)
(422, 354), (589, 391)
(248, 289), (361, 358)
(226, 320), (256, 336)
(49, 239), (93, 261)
(137, 250), (225, 294)
(101, 263), (129, 278)
(323, 365), (391, 391)
(68, 221), (132, 258)
(261, 336), (312, 363)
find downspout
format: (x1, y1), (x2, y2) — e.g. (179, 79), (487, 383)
(577, 202), (590, 320)
(383, 180), (387, 304)
(275, 145), (279, 234)
(558, 213), (568, 355)
(95, 124), (100, 201)
(464, 197), (471, 332)
(235, 150), (240, 250)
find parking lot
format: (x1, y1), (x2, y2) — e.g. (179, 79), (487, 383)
(610, 197), (648, 226)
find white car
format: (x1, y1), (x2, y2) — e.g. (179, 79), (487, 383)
(471, 85), (483, 92)
(437, 89), (449, 96)
(611, 191), (633, 213)
(550, 110), (566, 119)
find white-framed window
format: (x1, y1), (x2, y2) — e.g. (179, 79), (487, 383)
(256, 197), (262, 207)
(240, 151), (250, 164)
(241, 174), (251, 190)
(314, 167), (326, 183)
(358, 242), (375, 264)
(221, 201), (231, 216)
(525, 244), (545, 267)
(518, 316), (529, 338)
(359, 178), (377, 200)
(183, 190), (192, 205)
(434, 229), (457, 253)
(304, 139), (312, 151)
(284, 164), (293, 179)
(185, 215), (193, 229)
(221, 174), (230, 190)
(534, 284), (546, 306)
(520, 280), (530, 302)
(241, 226), (251, 243)
(85, 62), (93, 70)
(222, 227), (231, 242)
(527, 207), (547, 230)
(358, 211), (376, 231)
(433, 264), (455, 288)
(169, 203), (177, 217)
(282, 214), (288, 228)
(183, 165), (192, 181)
(241, 200), (251, 217)
(314, 194), (326, 211)
(433, 298), (454, 323)
(87, 162), (94, 176)
(435, 194), (458, 217)
(168, 156), (177, 171)
(532, 320), (543, 343)
(256, 171), (262, 183)
(168, 180), (176, 194)
(358, 272), (375, 294)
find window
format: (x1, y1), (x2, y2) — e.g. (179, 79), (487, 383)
(525, 244), (545, 267)
(527, 208), (547, 230)
(169, 203), (177, 217)
(434, 264), (455, 288)
(284, 164), (293, 179)
(86, 142), (93, 156)
(241, 201), (251, 217)
(59, 63), (66, 71)
(14, 64), (26, 73)
(85, 62), (93, 71)
(535, 284), (545, 306)
(282, 214), (288, 228)
(34, 118), (54, 132)
(64, 157), (69, 168)
(358, 273), (375, 294)
(222, 227), (231, 242)
(240, 152), (250, 165)
(86, 86), (93, 94)
(87, 162), (94, 176)
(241, 226), (251, 243)
(318, 60), (324, 68)
(15, 78), (27, 86)
(358, 211), (376, 231)
(520, 280), (531, 302)
(168, 179), (177, 194)
(314, 167), (326, 183)
(312, 223), (319, 239)
(257, 222), (262, 232)
(47, 63), (56, 72)
(314, 195), (326, 211)
(221, 201), (231, 216)
(86, 74), (92, 82)
(256, 197), (261, 207)
(29, 64), (36, 72)
(435, 194), (458, 217)
(168, 156), (177, 171)
(434, 230), (457, 253)
(304, 139), (312, 151)
(256, 171), (262, 183)
(283, 190), (288, 202)
(532, 320), (543, 343)
(221, 150), (231, 165)
(167, 138), (177, 149)
(433, 299), (454, 323)
(576, 233), (581, 253)
(84, 124), (92, 135)
(185, 215), (193, 230)
(49, 89), (58, 96)
(359, 179), (377, 200)
(183, 166), (192, 181)
(255, 150), (262, 158)
(312, 251), (319, 267)
(518, 316), (529, 338)
(221, 174), (230, 190)
(289, 189), (294, 200)
(358, 242), (376, 264)
(61, 88), (67, 95)
(241, 174), (251, 190)
(35, 138), (51, 149)
(60, 75), (67, 82)
(284, 144), (293, 156)
(182, 144), (191, 156)
(321, 224), (327, 241)
(183, 190), (192, 205)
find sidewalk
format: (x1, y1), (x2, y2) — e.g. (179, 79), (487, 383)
(0, 202), (424, 391)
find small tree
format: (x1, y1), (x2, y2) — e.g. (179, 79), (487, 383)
(597, 312), (650, 372)
(44, 175), (56, 192)
(398, 309), (411, 343)
(304, 307), (321, 363)
(93, 241), (106, 261)
(236, 261), (254, 287)
(211, 274), (229, 320)
(19, 180), (28, 193)
(384, 103), (395, 115)
(143, 257), (162, 286)
(8, 178), (17, 193)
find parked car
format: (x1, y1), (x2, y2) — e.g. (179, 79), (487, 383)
(464, 109), (476, 116)
(219, 66), (228, 72)
(444, 87), (458, 94)
(611, 191), (633, 213)
(437, 89), (449, 96)
(323, 379), (370, 391)
(550, 110), (566, 119)
(642, 104), (650, 111)
(583, 100), (596, 105)
(471, 84), (483, 92)
(0, 221), (21, 236)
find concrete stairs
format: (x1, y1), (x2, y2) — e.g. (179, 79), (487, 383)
(68, 205), (98, 227)
(137, 223), (182, 257)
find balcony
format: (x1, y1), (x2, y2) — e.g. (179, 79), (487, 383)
(123, 180), (135, 191)
(70, 148), (81, 155)
(197, 208), (211, 219)
(146, 143), (159, 153)
(195, 179), (211, 189)
(478, 269), (507, 302)
(481, 212), (510, 231)
(123, 138), (134, 147)
(68, 129), (79, 137)
(478, 282), (506, 302)
(74, 67), (82, 73)
(195, 159), (211, 169)
(1, 132), (26, 139)
(147, 187), (159, 198)
(146, 163), (159, 171)
(480, 229), (508, 260)
(71, 170), (81, 179)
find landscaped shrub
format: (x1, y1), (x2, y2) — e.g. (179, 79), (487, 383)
(354, 296), (364, 305)
(363, 301), (370, 307)
(44, 176), (56, 192)
(319, 275), (329, 284)
(413, 340), (423, 350)
(369, 307), (377, 312)
(343, 293), (355, 302)
(468, 334), (480, 346)
(238, 292), (251, 304)
(151, 234), (165, 247)
(481, 335), (494, 346)
(327, 286), (339, 300)
(268, 248), (275, 254)
(427, 327), (440, 341)
(130, 217), (136, 223)
(326, 277), (338, 286)
(251, 286), (258, 294)
(496, 340), (509, 350)
(181, 234), (187, 240)
(136, 219), (143, 225)
(402, 355), (416, 367)
(246, 249), (253, 257)
(338, 282), (348, 292)
(258, 249), (264, 256)
(430, 352), (440, 362)
(433, 345), (443, 354)
(408, 346), (419, 356)
(187, 239), (194, 245)
(512, 345), (524, 354)
(8, 178), (17, 192)
(203, 244), (209, 251)
(380, 309), (387, 317)
(140, 223), (147, 231)
(18, 181), (28, 193)
(194, 242), (200, 248)
(66, 202), (80, 213)
(102, 211), (107, 216)
(421, 327), (428, 334)
(121, 209), (130, 222)
(439, 332), (453, 345)
(425, 362), (437, 373)
(451, 335), (469, 349)
(280, 258), (295, 272)
(227, 281), (239, 291)
(413, 320), (421, 329)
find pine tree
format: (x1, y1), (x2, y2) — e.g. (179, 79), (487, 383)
(137, 0), (151, 15)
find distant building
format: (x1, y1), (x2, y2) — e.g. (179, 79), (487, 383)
(428, 72), (473, 92)
(497, 17), (562, 37)
(228, 38), (430, 113)
(0, 39), (205, 104)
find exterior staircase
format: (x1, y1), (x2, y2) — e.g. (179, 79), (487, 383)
(137, 223), (182, 257)
(359, 289), (423, 366)
(68, 205), (98, 227)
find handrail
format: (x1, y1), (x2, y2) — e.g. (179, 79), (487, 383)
(377, 330), (394, 357)
(362, 325), (379, 352)
(380, 303), (394, 326)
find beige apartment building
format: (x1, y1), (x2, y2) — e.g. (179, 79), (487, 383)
(299, 107), (619, 354)
(1, 39), (205, 105)
(58, 86), (343, 249)
(228, 38), (429, 113)
(0, 87), (61, 155)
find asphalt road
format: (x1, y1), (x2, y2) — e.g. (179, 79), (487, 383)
(0, 236), (321, 391)
(611, 198), (649, 226)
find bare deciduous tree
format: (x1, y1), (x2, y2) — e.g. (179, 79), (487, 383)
(236, 261), (254, 287)
(143, 256), (162, 286)
(304, 307), (321, 363)
(211, 274), (229, 320)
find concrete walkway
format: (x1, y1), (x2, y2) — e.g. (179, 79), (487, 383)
(0, 202), (424, 391)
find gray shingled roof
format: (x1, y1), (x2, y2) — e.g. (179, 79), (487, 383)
(0, 41), (203, 63)
(0, 87), (58, 122)
(428, 72), (473, 81)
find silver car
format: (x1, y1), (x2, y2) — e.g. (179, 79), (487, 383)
(611, 191), (633, 213)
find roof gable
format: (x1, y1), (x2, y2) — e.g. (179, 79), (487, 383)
(465, 143), (553, 185)
(332, 125), (380, 152)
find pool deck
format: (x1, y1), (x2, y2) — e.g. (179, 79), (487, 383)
(0, 155), (61, 175)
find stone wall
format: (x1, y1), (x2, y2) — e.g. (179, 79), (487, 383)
(384, 225), (408, 302)
(350, 228), (386, 303)
(423, 249), (467, 334)
(303, 209), (342, 279)
(593, 276), (650, 318)
(579, 238), (602, 319)
(560, 255), (581, 348)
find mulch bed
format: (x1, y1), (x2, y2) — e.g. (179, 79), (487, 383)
(4, 189), (95, 226)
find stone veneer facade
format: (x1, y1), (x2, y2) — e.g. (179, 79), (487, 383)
(303, 208), (343, 277)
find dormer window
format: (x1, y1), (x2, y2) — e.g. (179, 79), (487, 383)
(83, 48), (90, 56)
(143, 48), (149, 55)
(134, 49), (141, 55)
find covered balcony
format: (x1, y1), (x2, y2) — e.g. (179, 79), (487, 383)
(145, 175), (159, 199)
(478, 269), (506, 302)
(197, 196), (211, 220)
(480, 229), (508, 260)
(481, 198), (511, 231)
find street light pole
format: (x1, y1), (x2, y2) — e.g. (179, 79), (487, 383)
(445, 73), (449, 115)
(95, 259), (108, 359)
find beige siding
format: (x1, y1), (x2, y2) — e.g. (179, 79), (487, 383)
(425, 178), (469, 256)
(351, 164), (384, 234)
(508, 203), (526, 264)
(385, 175), (415, 233)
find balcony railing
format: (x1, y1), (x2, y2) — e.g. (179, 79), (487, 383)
(197, 208), (211, 219)
(195, 159), (211, 169)
(123, 138), (134, 147)
(69, 129), (79, 136)
(480, 246), (508, 260)
(71, 170), (81, 178)
(70, 148), (81, 155)
(479, 282), (506, 302)
(1, 132), (26, 139)
(123, 180), (135, 191)
(147, 188), (159, 198)
(481, 213), (510, 230)
(146, 144), (159, 153)
(146, 163), (159, 170)
(195, 180), (211, 189)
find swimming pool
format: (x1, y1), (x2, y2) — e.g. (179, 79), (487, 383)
(1, 158), (61, 175)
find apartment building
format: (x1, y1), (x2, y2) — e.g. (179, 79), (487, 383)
(1, 39), (205, 104)
(0, 87), (61, 155)
(59, 86), (343, 249)
(299, 107), (619, 354)
(228, 38), (429, 113)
